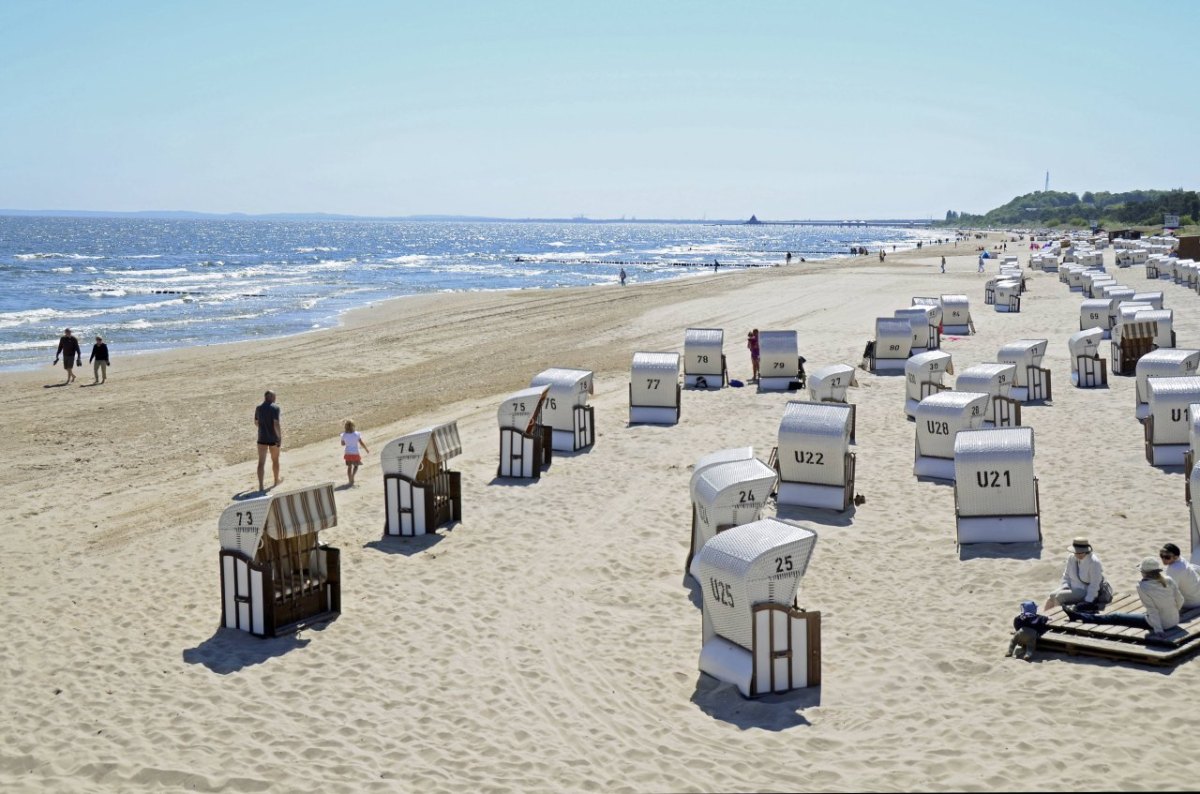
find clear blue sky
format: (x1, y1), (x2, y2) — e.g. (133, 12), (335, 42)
(1, 1), (1196, 219)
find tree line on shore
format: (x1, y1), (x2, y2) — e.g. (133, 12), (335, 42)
(941, 188), (1200, 229)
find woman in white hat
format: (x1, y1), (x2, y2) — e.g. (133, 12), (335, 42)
(1044, 537), (1109, 612)
(1067, 556), (1184, 640)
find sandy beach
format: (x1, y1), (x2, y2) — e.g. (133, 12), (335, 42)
(3, 236), (1197, 792)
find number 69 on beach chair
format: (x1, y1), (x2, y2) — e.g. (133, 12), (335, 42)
(218, 483), (340, 638)
(629, 352), (681, 424)
(683, 328), (727, 389)
(382, 422), (463, 537)
(695, 518), (820, 698)
(498, 386), (553, 478)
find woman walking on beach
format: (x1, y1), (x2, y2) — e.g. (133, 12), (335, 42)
(53, 328), (81, 384)
(747, 329), (760, 381)
(89, 335), (109, 384)
(340, 419), (370, 487)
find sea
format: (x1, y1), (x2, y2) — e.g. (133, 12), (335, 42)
(0, 215), (939, 371)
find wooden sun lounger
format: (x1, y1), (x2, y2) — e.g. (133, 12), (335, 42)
(1039, 594), (1200, 665)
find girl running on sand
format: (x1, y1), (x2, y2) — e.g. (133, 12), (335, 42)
(340, 419), (370, 486)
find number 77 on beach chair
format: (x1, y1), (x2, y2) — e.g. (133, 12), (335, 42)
(629, 352), (681, 424)
(218, 483), (340, 638)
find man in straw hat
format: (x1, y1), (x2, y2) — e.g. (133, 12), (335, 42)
(1044, 537), (1109, 613)
(1065, 556), (1184, 641)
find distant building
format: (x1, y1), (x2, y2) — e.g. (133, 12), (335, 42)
(745, 215), (761, 225)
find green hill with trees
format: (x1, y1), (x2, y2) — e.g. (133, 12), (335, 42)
(944, 188), (1199, 229)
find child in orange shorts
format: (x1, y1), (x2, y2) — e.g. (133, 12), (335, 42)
(340, 419), (370, 486)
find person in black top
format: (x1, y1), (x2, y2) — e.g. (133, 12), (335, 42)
(53, 328), (82, 384)
(254, 390), (282, 492)
(89, 335), (110, 384)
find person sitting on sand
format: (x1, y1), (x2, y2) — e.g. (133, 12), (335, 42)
(1066, 557), (1183, 641)
(1006, 600), (1049, 661)
(1159, 543), (1200, 609)
(1044, 537), (1110, 613)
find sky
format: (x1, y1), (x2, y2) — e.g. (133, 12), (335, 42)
(1, 0), (1197, 219)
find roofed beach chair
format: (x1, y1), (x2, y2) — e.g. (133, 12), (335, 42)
(686, 455), (778, 577)
(531, 367), (595, 451)
(955, 363), (1021, 427)
(683, 328), (727, 389)
(866, 317), (912, 373)
(904, 350), (954, 419)
(940, 294), (973, 335)
(218, 483), (339, 637)
(953, 427), (1041, 545)
(382, 422), (463, 537)
(1135, 350), (1200, 420)
(498, 385), (552, 478)
(629, 351), (681, 424)
(1068, 327), (1107, 388)
(1145, 376), (1200, 466)
(997, 339), (1051, 402)
(774, 401), (857, 511)
(695, 518), (820, 697)
(758, 330), (802, 390)
(913, 391), (990, 481)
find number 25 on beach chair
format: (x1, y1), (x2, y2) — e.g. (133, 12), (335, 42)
(695, 518), (820, 698)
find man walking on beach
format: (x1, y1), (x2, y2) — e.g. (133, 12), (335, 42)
(254, 390), (282, 492)
(53, 328), (82, 385)
(941, 256), (946, 273)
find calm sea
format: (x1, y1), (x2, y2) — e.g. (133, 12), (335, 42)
(0, 216), (936, 370)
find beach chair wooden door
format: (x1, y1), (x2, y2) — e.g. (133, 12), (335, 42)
(1078, 355), (1107, 387)
(751, 605), (821, 695)
(1026, 366), (1052, 402)
(385, 474), (425, 536)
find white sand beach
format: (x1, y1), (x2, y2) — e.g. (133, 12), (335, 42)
(3, 237), (1197, 792)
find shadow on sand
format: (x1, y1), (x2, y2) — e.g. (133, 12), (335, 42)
(183, 625), (319, 675)
(364, 530), (448, 557)
(773, 504), (856, 527)
(691, 673), (818, 730)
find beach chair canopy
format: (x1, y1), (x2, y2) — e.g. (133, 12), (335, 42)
(690, 447), (755, 503)
(1132, 291), (1164, 310)
(807, 363), (858, 402)
(997, 339), (1048, 368)
(531, 367), (594, 429)
(911, 296), (943, 325)
(1068, 328), (1105, 365)
(381, 421), (463, 480)
(915, 391), (990, 459)
(218, 482), (338, 557)
(777, 401), (853, 486)
(692, 458), (778, 545)
(955, 363), (1016, 397)
(1136, 350), (1200, 404)
(693, 518), (818, 650)
(874, 317), (913, 358)
(498, 385), (550, 433)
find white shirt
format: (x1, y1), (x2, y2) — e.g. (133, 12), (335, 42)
(1165, 559), (1200, 608)
(1062, 553), (1105, 602)
(341, 431), (363, 455)
(1138, 576), (1184, 634)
